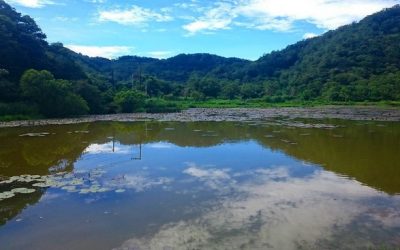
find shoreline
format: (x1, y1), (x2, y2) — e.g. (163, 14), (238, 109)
(1, 107), (400, 128)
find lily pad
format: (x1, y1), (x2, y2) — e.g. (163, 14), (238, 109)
(69, 178), (84, 185)
(0, 179), (13, 184)
(32, 182), (51, 188)
(62, 186), (77, 192)
(79, 188), (92, 194)
(97, 188), (110, 193)
(19, 132), (49, 137)
(0, 191), (15, 199)
(11, 188), (36, 194)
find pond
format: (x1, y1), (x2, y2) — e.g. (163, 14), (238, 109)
(0, 119), (399, 249)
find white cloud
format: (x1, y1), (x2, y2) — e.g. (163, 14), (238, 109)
(66, 45), (134, 59)
(6, 0), (54, 8)
(98, 5), (173, 26)
(183, 0), (398, 34)
(183, 2), (235, 34)
(53, 16), (79, 22)
(238, 0), (398, 30)
(147, 51), (173, 59)
(303, 32), (319, 39)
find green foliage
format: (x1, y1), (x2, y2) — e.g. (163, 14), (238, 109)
(221, 82), (240, 99)
(145, 98), (181, 113)
(0, 69), (19, 102)
(20, 69), (89, 117)
(240, 84), (264, 99)
(113, 89), (146, 113)
(0, 0), (47, 80)
(74, 80), (105, 114)
(0, 102), (39, 117)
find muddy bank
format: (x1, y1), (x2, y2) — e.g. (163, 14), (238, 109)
(1, 107), (399, 127)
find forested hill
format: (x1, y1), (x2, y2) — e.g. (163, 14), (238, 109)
(247, 5), (400, 101)
(0, 0), (400, 118)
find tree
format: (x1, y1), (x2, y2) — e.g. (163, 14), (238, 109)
(0, 1), (47, 80)
(240, 84), (263, 99)
(221, 82), (239, 99)
(74, 80), (105, 114)
(113, 89), (146, 113)
(20, 69), (89, 117)
(0, 69), (19, 102)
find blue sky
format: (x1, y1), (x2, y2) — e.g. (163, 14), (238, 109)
(5, 0), (399, 60)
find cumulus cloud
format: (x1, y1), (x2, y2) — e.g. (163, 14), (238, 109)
(98, 5), (173, 26)
(183, 0), (398, 34)
(6, 0), (54, 8)
(66, 45), (134, 59)
(183, 2), (235, 34)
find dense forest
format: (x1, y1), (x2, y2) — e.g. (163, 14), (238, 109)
(0, 0), (400, 119)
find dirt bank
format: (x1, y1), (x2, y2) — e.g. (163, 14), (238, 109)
(1, 107), (399, 128)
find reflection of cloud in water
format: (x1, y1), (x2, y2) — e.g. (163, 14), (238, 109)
(254, 167), (289, 179)
(105, 174), (172, 192)
(183, 164), (230, 180)
(146, 142), (174, 149)
(183, 163), (233, 190)
(115, 168), (400, 250)
(84, 143), (130, 154)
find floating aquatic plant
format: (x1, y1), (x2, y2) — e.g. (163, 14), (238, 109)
(0, 191), (15, 200)
(19, 132), (50, 137)
(0, 167), (169, 201)
(32, 182), (51, 188)
(61, 186), (77, 192)
(11, 188), (35, 194)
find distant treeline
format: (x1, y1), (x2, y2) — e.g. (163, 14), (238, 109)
(0, 0), (399, 118)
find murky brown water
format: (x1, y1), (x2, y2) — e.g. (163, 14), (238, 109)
(0, 119), (399, 249)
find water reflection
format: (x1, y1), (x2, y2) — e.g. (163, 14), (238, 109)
(0, 120), (399, 249)
(117, 167), (400, 250)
